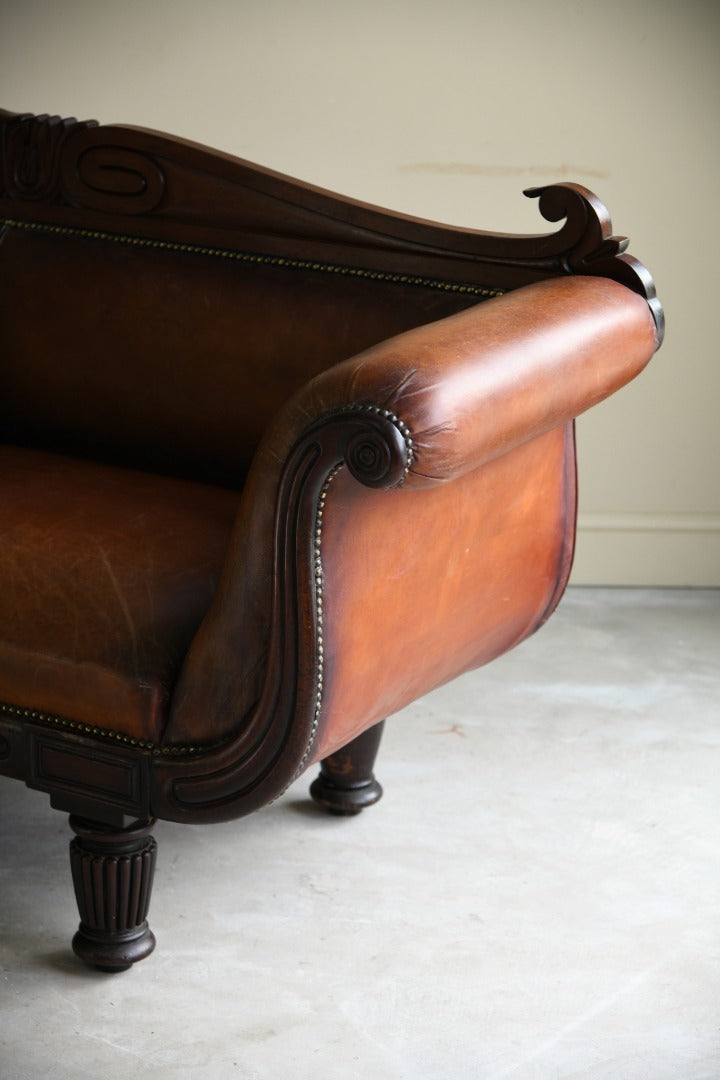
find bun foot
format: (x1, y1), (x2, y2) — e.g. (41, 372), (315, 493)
(72, 922), (156, 972)
(310, 720), (385, 816)
(310, 773), (383, 816)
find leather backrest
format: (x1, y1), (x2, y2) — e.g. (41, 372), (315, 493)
(0, 223), (481, 486)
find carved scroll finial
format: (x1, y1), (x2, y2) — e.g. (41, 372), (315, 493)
(525, 183), (627, 268)
(525, 183), (664, 342)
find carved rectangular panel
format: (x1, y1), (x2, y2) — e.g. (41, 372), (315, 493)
(25, 727), (150, 818)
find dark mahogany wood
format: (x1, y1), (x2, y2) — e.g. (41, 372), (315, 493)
(69, 816), (157, 972)
(26, 724), (151, 825)
(0, 109), (663, 339)
(310, 720), (385, 816)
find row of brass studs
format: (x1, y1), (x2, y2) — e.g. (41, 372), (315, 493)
(0, 702), (213, 755)
(292, 462), (344, 781)
(292, 400), (416, 776)
(1, 217), (502, 299)
(294, 398), (416, 775)
(0, 702), (158, 751)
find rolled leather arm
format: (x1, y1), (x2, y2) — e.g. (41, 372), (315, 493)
(289, 274), (659, 489)
(166, 274), (657, 758)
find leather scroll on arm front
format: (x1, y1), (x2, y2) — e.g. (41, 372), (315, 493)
(153, 274), (658, 824)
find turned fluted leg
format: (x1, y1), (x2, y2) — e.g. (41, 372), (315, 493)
(310, 720), (385, 816)
(69, 815), (157, 972)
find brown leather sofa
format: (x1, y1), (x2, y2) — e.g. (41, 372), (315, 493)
(0, 109), (662, 971)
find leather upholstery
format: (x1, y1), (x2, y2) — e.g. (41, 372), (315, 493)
(0, 224), (479, 486)
(0, 275), (656, 762)
(168, 277), (657, 752)
(313, 424), (576, 760)
(0, 446), (238, 742)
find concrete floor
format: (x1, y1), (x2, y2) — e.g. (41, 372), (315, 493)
(1, 587), (718, 1079)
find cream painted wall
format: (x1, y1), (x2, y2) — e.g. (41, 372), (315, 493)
(2, 0), (718, 584)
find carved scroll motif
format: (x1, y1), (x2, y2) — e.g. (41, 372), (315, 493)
(1, 112), (166, 214)
(1, 113), (96, 201)
(524, 183), (627, 269)
(525, 184), (663, 339)
(61, 141), (166, 214)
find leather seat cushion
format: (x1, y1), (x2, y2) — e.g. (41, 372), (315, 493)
(0, 446), (239, 745)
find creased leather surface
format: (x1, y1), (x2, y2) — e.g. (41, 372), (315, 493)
(168, 276), (657, 748)
(325, 275), (657, 488)
(0, 447), (238, 741)
(0, 226), (479, 486)
(313, 424), (575, 761)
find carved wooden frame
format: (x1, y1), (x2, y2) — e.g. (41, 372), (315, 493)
(0, 109), (662, 333)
